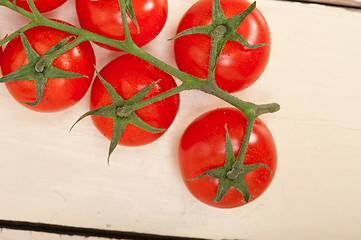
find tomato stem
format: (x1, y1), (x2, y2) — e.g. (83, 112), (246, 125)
(227, 117), (256, 180)
(207, 24), (228, 80)
(0, 0), (34, 18)
(0, 22), (36, 47)
(37, 35), (87, 71)
(117, 0), (135, 46)
(26, 0), (42, 20)
(117, 83), (191, 116)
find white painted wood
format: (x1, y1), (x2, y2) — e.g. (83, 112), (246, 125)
(297, 0), (361, 8)
(0, 229), (121, 240)
(1, 0), (361, 239)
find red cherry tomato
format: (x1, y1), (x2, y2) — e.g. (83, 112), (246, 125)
(1, 22), (96, 112)
(174, 0), (271, 93)
(90, 54), (180, 146)
(76, 0), (168, 51)
(9, 0), (68, 13)
(178, 108), (277, 208)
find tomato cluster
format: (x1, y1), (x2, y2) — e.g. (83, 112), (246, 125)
(0, 0), (277, 209)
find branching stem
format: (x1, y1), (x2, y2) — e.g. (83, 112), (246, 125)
(117, 83), (192, 117)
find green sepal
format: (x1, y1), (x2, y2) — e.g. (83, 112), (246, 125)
(128, 112), (166, 134)
(108, 117), (128, 164)
(70, 105), (118, 132)
(226, 1), (256, 29)
(171, 25), (214, 40)
(227, 31), (268, 49)
(243, 163), (272, 176)
(232, 177), (251, 204)
(70, 68), (166, 162)
(48, 36), (73, 53)
(0, 64), (37, 83)
(209, 126), (238, 202)
(20, 63), (86, 106)
(95, 68), (125, 106)
(124, 0), (140, 33)
(105, 110), (165, 164)
(91, 0), (140, 32)
(186, 125), (272, 204)
(170, 1), (267, 76)
(0, 33), (86, 106)
(186, 126), (235, 182)
(44, 65), (86, 79)
(23, 74), (47, 106)
(126, 80), (158, 105)
(170, 0), (227, 41)
(35, 36), (73, 72)
(20, 32), (39, 61)
(211, 0), (227, 24)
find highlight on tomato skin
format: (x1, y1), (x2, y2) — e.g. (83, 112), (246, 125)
(178, 108), (277, 208)
(174, 0), (271, 93)
(75, 0), (168, 51)
(0, 21), (96, 113)
(90, 54), (180, 147)
(9, 0), (68, 13)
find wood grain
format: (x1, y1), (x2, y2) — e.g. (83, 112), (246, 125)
(1, 0), (361, 239)
(286, 0), (361, 8)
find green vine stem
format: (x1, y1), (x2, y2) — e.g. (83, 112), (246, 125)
(117, 83), (191, 117)
(35, 35), (87, 72)
(0, 0), (280, 183)
(0, 22), (35, 46)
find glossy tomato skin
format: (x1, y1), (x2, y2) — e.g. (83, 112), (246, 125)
(76, 0), (168, 51)
(0, 46), (2, 70)
(174, 0), (271, 93)
(1, 23), (96, 112)
(9, 0), (68, 13)
(91, 54), (180, 147)
(178, 108), (277, 208)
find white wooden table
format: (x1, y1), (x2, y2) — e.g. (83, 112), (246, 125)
(1, 0), (361, 239)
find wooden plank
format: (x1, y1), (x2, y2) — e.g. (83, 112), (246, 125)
(0, 228), (125, 240)
(285, 0), (361, 8)
(1, 0), (361, 239)
(0, 219), (203, 240)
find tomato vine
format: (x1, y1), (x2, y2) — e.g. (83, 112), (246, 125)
(0, 0), (280, 207)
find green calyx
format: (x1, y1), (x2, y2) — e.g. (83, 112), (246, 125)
(188, 125), (272, 204)
(0, 33), (85, 106)
(70, 69), (166, 163)
(123, 0), (139, 33)
(172, 1), (267, 77)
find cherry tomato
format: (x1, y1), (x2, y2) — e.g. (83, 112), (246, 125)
(75, 0), (168, 51)
(178, 108), (277, 208)
(90, 54), (180, 147)
(174, 0), (271, 93)
(9, 0), (68, 13)
(1, 22), (96, 112)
